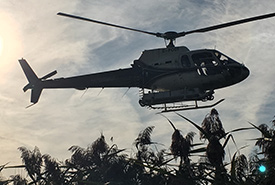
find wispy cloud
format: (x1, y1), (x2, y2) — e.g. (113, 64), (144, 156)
(0, 0), (275, 175)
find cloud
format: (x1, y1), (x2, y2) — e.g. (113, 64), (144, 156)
(0, 0), (275, 176)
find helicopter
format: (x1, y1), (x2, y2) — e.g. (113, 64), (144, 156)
(19, 12), (275, 112)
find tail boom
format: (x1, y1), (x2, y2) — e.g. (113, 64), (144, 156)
(19, 58), (141, 104)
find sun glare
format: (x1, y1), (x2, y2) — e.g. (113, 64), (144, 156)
(0, 12), (22, 77)
(0, 37), (3, 56)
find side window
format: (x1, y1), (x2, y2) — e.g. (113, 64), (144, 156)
(181, 55), (191, 68)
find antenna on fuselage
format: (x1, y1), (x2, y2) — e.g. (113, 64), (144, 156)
(97, 88), (104, 96)
(122, 87), (131, 98)
(81, 88), (88, 98)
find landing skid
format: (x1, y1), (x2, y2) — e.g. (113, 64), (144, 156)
(149, 99), (225, 113)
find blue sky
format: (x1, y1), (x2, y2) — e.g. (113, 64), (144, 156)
(1, 0), (275, 176)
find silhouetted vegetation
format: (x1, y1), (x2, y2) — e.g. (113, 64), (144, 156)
(1, 109), (275, 184)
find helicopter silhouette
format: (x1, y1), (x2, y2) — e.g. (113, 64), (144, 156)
(19, 12), (275, 112)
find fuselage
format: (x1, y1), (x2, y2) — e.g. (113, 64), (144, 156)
(20, 46), (249, 105)
(40, 46), (249, 92)
(135, 46), (249, 91)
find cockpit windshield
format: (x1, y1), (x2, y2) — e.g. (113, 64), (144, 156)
(214, 51), (236, 65)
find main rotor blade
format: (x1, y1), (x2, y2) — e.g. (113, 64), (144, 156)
(57, 12), (159, 37)
(183, 12), (275, 36)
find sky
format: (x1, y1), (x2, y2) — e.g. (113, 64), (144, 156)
(1, 0), (275, 177)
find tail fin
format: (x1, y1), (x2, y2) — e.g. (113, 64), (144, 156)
(19, 59), (42, 104)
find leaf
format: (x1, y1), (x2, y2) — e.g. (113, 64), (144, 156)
(249, 122), (272, 138)
(190, 143), (205, 147)
(4, 165), (25, 169)
(134, 126), (155, 149)
(230, 152), (238, 182)
(227, 127), (254, 134)
(175, 112), (211, 140)
(189, 147), (207, 154)
(104, 148), (127, 161)
(185, 131), (196, 144)
(159, 114), (177, 130)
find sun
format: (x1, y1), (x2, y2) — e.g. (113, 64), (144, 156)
(0, 12), (22, 74)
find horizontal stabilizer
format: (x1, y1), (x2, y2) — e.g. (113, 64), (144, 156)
(40, 70), (57, 80)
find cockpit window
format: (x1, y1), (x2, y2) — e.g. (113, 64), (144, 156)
(192, 52), (221, 76)
(192, 52), (219, 66)
(192, 52), (212, 66)
(215, 52), (232, 65)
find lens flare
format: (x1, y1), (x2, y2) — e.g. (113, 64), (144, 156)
(259, 165), (266, 173)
